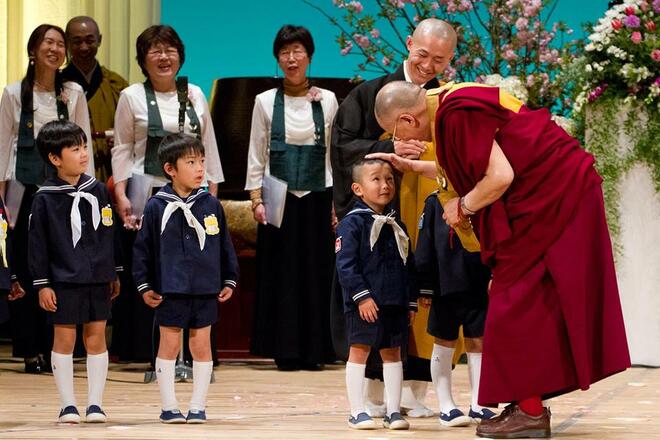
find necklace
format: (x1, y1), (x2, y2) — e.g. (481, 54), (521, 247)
(33, 80), (55, 92)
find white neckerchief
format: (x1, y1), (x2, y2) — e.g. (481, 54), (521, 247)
(370, 212), (409, 264)
(36, 176), (101, 247)
(68, 191), (100, 247)
(161, 200), (206, 250)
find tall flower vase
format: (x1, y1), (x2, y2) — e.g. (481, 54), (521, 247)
(586, 101), (660, 367)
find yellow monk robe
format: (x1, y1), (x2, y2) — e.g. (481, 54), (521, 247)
(88, 67), (129, 182)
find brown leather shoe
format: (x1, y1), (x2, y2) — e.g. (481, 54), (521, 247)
(476, 404), (550, 438)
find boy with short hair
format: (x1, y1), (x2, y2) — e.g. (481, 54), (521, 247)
(133, 133), (239, 424)
(335, 158), (417, 431)
(416, 191), (495, 426)
(29, 120), (121, 423)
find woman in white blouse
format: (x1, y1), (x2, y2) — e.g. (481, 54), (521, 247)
(111, 25), (223, 230)
(110, 25), (224, 362)
(246, 25), (338, 370)
(0, 24), (94, 374)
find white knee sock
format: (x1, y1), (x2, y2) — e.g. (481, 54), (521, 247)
(345, 362), (366, 418)
(189, 361), (213, 412)
(382, 361), (403, 417)
(431, 344), (456, 414)
(155, 358), (178, 411)
(467, 352), (484, 412)
(51, 351), (76, 408)
(86, 351), (108, 408)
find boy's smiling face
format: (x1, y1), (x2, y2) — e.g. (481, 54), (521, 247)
(48, 142), (89, 180)
(351, 162), (395, 214)
(164, 151), (205, 194)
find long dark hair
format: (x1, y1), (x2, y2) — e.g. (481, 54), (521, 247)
(20, 24), (67, 115)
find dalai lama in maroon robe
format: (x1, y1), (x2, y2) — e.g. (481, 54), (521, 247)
(368, 81), (630, 439)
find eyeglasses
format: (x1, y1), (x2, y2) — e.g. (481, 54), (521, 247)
(147, 47), (179, 58)
(278, 49), (307, 60)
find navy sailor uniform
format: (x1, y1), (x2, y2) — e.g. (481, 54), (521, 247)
(335, 200), (418, 313)
(28, 174), (122, 288)
(415, 192), (490, 340)
(132, 184), (238, 296)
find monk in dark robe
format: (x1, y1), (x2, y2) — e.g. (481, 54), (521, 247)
(331, 18), (461, 417)
(369, 80), (630, 439)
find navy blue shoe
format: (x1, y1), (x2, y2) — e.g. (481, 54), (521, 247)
(439, 408), (472, 427)
(58, 405), (81, 424)
(186, 409), (207, 424)
(348, 412), (376, 430)
(469, 407), (497, 423)
(159, 409), (186, 424)
(383, 412), (410, 430)
(85, 405), (107, 423)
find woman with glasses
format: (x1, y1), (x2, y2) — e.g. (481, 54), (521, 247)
(110, 25), (224, 362)
(0, 24), (94, 374)
(246, 25), (338, 371)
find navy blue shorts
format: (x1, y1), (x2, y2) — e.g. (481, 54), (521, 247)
(48, 283), (112, 325)
(155, 294), (217, 329)
(427, 290), (487, 340)
(345, 306), (408, 349)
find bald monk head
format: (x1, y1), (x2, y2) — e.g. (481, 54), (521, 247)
(405, 18), (456, 85)
(374, 81), (431, 142)
(65, 16), (102, 73)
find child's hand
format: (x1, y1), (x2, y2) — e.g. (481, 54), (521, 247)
(409, 310), (417, 326)
(38, 288), (57, 312)
(142, 290), (163, 308)
(110, 278), (121, 300)
(358, 298), (379, 323)
(419, 297), (432, 308)
(8, 281), (25, 300)
(218, 287), (233, 303)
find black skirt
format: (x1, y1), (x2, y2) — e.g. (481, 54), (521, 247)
(250, 189), (336, 364)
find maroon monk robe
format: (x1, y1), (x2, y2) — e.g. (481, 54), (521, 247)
(434, 85), (630, 405)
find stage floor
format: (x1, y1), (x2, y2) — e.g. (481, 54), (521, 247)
(0, 356), (657, 439)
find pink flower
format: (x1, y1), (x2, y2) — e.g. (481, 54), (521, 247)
(611, 19), (623, 31)
(306, 86), (323, 102)
(624, 15), (641, 28)
(624, 6), (636, 15)
(652, 49), (660, 62)
(645, 21), (657, 31)
(631, 31), (643, 44)
(348, 1), (363, 13)
(353, 34), (370, 48)
(431, 1), (440, 10)
(382, 56), (391, 66)
(515, 17), (529, 30)
(340, 41), (353, 55)
(370, 28), (380, 39)
(503, 49), (518, 61)
(588, 83), (608, 102)
(654, 0), (660, 13)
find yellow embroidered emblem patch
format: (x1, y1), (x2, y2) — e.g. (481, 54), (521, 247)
(101, 206), (113, 227)
(204, 214), (220, 235)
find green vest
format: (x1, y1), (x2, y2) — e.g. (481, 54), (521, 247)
(269, 88), (326, 191)
(143, 79), (201, 177)
(16, 89), (69, 185)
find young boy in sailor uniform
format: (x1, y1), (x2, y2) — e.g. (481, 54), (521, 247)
(415, 191), (494, 426)
(29, 120), (121, 423)
(0, 196), (25, 324)
(133, 133), (238, 424)
(335, 158), (417, 431)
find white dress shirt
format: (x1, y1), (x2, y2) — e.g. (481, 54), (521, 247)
(245, 87), (338, 198)
(0, 81), (94, 181)
(111, 82), (224, 185)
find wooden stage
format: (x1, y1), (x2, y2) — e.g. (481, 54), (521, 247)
(0, 356), (658, 439)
